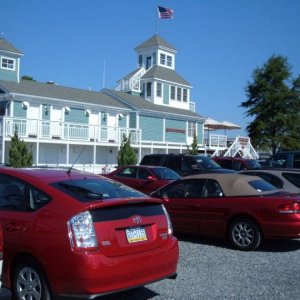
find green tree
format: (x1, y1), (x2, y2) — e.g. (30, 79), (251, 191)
(9, 131), (33, 167)
(241, 55), (300, 154)
(21, 75), (36, 81)
(117, 133), (137, 167)
(189, 132), (199, 155)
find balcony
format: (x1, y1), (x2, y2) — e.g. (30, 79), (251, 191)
(0, 117), (141, 145)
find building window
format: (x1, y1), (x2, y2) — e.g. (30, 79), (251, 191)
(146, 56), (151, 69)
(177, 87), (182, 101)
(170, 86), (175, 100)
(1, 57), (15, 70)
(188, 122), (196, 137)
(147, 82), (152, 97)
(157, 83), (162, 97)
(138, 55), (143, 67)
(167, 55), (172, 67)
(160, 53), (166, 65)
(183, 89), (187, 102)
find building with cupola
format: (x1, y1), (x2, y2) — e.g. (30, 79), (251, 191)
(0, 35), (245, 173)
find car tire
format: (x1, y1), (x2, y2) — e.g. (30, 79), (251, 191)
(228, 218), (262, 251)
(13, 258), (51, 300)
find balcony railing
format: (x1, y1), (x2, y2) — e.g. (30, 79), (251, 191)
(1, 117), (141, 144)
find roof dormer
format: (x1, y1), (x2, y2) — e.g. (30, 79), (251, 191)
(135, 35), (177, 71)
(0, 38), (23, 83)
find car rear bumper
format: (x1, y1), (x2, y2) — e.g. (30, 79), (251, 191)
(263, 221), (300, 239)
(53, 237), (179, 297)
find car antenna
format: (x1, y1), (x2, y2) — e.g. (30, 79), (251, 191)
(67, 145), (87, 175)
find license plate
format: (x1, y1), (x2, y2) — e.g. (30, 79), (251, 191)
(126, 226), (147, 243)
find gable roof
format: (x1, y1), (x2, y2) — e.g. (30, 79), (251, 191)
(0, 79), (129, 109)
(0, 38), (23, 56)
(103, 89), (204, 121)
(135, 35), (176, 52)
(141, 65), (191, 87)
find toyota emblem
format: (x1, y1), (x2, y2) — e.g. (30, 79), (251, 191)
(132, 215), (142, 225)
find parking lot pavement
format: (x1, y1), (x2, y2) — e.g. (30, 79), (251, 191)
(95, 236), (300, 300)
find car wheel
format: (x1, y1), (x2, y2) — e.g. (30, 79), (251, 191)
(229, 218), (262, 251)
(13, 259), (51, 300)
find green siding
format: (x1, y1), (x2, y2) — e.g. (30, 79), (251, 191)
(129, 112), (137, 128)
(163, 83), (169, 105)
(165, 119), (186, 143)
(0, 55), (19, 82)
(13, 101), (26, 118)
(65, 108), (88, 124)
(140, 116), (163, 141)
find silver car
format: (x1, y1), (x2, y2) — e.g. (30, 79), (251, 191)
(240, 168), (300, 194)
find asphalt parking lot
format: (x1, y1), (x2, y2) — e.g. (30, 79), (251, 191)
(97, 235), (300, 300)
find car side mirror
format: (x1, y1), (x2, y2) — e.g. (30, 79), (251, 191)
(147, 175), (156, 182)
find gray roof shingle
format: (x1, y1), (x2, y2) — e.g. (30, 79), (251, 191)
(0, 38), (23, 55)
(135, 35), (176, 52)
(141, 66), (191, 87)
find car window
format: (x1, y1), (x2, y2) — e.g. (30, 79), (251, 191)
(282, 172), (300, 188)
(194, 156), (221, 169)
(137, 168), (151, 180)
(244, 172), (284, 189)
(217, 160), (232, 169)
(270, 154), (287, 167)
(293, 155), (300, 168)
(52, 178), (147, 202)
(202, 180), (223, 197)
(248, 179), (277, 192)
(165, 157), (182, 170)
(157, 180), (204, 198)
(0, 174), (51, 211)
(152, 168), (180, 180)
(116, 167), (137, 178)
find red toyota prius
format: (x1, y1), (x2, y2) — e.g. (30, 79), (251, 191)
(0, 167), (178, 299)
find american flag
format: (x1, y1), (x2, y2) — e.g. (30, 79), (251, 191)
(157, 6), (174, 19)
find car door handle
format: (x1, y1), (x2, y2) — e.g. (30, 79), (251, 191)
(6, 223), (22, 232)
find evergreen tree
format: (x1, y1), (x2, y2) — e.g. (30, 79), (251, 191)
(241, 55), (300, 154)
(9, 130), (33, 167)
(189, 132), (199, 155)
(117, 133), (137, 167)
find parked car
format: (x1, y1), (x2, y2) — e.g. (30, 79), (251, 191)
(0, 224), (11, 300)
(102, 165), (180, 194)
(140, 154), (234, 176)
(0, 167), (178, 300)
(151, 173), (300, 251)
(264, 151), (300, 168)
(212, 156), (261, 170)
(240, 168), (300, 194)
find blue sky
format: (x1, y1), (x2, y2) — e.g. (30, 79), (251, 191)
(2, 0), (300, 136)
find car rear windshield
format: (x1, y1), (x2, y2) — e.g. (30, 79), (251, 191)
(51, 178), (148, 202)
(248, 179), (277, 192)
(152, 167), (180, 180)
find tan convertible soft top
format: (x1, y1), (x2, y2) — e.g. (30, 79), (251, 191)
(184, 173), (280, 197)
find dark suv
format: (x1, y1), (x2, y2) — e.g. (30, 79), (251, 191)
(264, 151), (300, 169)
(140, 154), (234, 176)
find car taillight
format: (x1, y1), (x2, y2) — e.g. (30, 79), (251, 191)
(162, 204), (173, 236)
(67, 211), (98, 250)
(278, 202), (300, 214)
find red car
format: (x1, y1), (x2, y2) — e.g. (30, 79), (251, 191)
(102, 165), (180, 194)
(151, 173), (300, 250)
(0, 168), (178, 299)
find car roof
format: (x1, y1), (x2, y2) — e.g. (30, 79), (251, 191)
(0, 167), (100, 183)
(184, 173), (279, 196)
(242, 168), (300, 174)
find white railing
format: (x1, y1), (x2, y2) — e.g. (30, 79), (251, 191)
(1, 117), (141, 145)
